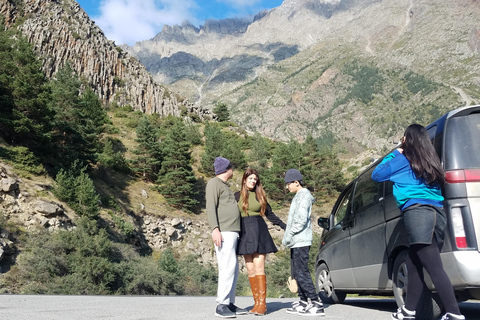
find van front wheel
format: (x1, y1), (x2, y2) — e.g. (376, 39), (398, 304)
(392, 249), (443, 320)
(315, 263), (346, 304)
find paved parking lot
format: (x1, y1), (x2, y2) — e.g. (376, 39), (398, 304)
(0, 295), (478, 320)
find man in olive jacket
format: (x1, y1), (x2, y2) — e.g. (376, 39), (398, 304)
(206, 157), (247, 318)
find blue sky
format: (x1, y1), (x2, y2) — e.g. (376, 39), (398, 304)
(76, 0), (284, 45)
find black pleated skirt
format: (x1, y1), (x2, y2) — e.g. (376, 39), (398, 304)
(237, 215), (278, 255)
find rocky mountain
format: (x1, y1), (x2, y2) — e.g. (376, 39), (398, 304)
(125, 0), (480, 153)
(0, 0), (210, 119)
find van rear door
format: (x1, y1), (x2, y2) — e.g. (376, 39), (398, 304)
(443, 109), (480, 251)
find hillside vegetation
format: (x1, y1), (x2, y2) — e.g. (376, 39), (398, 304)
(0, 21), (342, 296)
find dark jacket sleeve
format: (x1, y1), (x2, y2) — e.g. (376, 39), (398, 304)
(265, 203), (286, 230)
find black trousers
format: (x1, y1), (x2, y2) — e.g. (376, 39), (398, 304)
(291, 246), (318, 301)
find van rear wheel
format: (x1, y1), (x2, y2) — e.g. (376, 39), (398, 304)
(392, 250), (443, 320)
(315, 263), (346, 304)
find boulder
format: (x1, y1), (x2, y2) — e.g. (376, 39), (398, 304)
(1, 178), (19, 192)
(35, 200), (64, 218)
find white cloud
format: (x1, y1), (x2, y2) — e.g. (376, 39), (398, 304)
(217, 0), (261, 7)
(94, 0), (198, 45)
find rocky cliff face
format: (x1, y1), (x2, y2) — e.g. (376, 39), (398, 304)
(0, 0), (210, 119)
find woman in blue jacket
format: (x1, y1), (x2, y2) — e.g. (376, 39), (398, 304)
(372, 124), (464, 320)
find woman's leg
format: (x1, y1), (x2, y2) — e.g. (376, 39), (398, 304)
(252, 253), (266, 275)
(244, 254), (259, 313)
(404, 246), (427, 311)
(253, 253), (267, 315)
(244, 254), (255, 277)
(416, 238), (461, 315)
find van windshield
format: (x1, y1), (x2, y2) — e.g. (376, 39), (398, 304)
(444, 113), (480, 170)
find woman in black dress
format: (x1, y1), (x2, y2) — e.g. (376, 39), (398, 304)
(235, 168), (286, 316)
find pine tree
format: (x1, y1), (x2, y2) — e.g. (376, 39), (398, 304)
(0, 25), (53, 154)
(223, 134), (247, 171)
(156, 118), (198, 211)
(299, 134), (345, 201)
(213, 102), (230, 122)
(130, 116), (162, 181)
(200, 121), (225, 175)
(53, 160), (100, 219)
(249, 132), (272, 169)
(262, 140), (304, 202)
(49, 63), (106, 168)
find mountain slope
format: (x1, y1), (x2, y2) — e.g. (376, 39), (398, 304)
(125, 0), (480, 152)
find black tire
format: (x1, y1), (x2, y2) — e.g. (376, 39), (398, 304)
(392, 250), (443, 320)
(315, 263), (346, 304)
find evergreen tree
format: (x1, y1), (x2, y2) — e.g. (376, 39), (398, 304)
(292, 134), (345, 201)
(75, 169), (100, 219)
(53, 160), (100, 219)
(249, 132), (272, 169)
(200, 121), (247, 175)
(156, 118), (198, 211)
(130, 116), (162, 181)
(200, 121), (225, 175)
(262, 140), (304, 202)
(98, 138), (130, 173)
(49, 63), (106, 168)
(0, 25), (53, 153)
(79, 87), (109, 134)
(213, 102), (230, 122)
(223, 134), (247, 171)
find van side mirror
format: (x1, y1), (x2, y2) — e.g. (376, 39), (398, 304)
(318, 217), (330, 230)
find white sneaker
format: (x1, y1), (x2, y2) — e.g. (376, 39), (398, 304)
(286, 300), (307, 314)
(440, 313), (465, 320)
(298, 300), (325, 317)
(391, 306), (415, 320)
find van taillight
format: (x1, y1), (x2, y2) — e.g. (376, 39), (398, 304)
(445, 169), (480, 183)
(451, 207), (467, 249)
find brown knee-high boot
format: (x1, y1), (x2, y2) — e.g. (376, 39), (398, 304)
(254, 274), (267, 315)
(248, 276), (259, 314)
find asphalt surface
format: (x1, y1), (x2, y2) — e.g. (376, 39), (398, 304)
(0, 295), (479, 320)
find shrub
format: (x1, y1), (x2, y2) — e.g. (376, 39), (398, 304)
(11, 146), (46, 175)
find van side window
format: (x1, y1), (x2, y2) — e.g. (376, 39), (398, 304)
(334, 186), (353, 226)
(385, 181), (393, 197)
(353, 167), (382, 213)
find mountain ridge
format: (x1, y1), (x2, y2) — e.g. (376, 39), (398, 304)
(124, 0), (480, 153)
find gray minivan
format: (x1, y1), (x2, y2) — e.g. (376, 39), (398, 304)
(315, 105), (480, 320)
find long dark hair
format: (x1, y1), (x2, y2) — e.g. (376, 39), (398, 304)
(240, 168), (267, 216)
(402, 124), (444, 185)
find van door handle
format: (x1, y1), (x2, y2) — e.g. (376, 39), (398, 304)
(378, 197), (384, 202)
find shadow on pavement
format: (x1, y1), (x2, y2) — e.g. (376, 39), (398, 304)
(340, 298), (397, 312)
(264, 301), (297, 314)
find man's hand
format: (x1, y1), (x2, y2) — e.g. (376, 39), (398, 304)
(212, 228), (223, 247)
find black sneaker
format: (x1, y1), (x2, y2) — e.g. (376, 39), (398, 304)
(228, 303), (248, 315)
(391, 306), (415, 320)
(286, 300), (308, 314)
(298, 300), (325, 317)
(215, 304), (236, 318)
